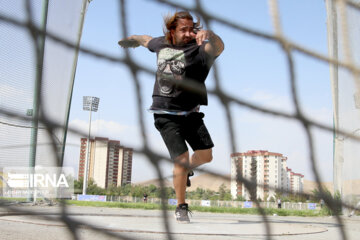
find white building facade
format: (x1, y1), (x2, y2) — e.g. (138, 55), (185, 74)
(231, 150), (304, 200)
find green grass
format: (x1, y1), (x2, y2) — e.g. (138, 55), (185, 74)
(184, 205), (324, 217)
(0, 197), (27, 202)
(65, 200), (326, 217)
(66, 200), (165, 210)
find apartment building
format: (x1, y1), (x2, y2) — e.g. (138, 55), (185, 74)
(290, 171), (304, 194)
(116, 147), (133, 186)
(78, 137), (133, 188)
(231, 150), (304, 200)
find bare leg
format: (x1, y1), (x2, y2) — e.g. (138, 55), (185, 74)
(189, 148), (213, 169)
(173, 151), (190, 205)
(173, 149), (213, 205)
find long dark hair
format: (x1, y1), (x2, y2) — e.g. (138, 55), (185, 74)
(163, 11), (201, 44)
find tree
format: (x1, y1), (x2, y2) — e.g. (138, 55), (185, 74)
(74, 178), (83, 194)
(120, 184), (132, 196)
(218, 184), (227, 200)
(148, 184), (157, 195)
(86, 179), (105, 195)
(236, 195), (246, 201)
(130, 185), (140, 197)
(218, 184), (232, 201)
(312, 188), (342, 215)
(106, 185), (119, 196)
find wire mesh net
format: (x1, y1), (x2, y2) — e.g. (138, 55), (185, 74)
(328, 0), (360, 208)
(1, 0), (360, 239)
(0, 0), (88, 168)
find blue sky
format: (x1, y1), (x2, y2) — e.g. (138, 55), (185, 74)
(64, 0), (335, 183)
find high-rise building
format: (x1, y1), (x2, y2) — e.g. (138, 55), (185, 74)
(78, 137), (133, 188)
(290, 171), (304, 194)
(231, 150), (303, 200)
(117, 147), (133, 186)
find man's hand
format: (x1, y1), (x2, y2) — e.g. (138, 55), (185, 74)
(196, 30), (224, 57)
(195, 30), (213, 46)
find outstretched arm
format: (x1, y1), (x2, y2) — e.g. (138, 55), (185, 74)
(195, 30), (224, 57)
(120, 35), (153, 48)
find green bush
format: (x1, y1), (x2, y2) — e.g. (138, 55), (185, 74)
(312, 188), (342, 216)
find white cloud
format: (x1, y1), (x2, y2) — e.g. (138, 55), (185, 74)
(68, 119), (125, 138)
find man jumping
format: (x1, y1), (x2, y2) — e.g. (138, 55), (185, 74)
(121, 11), (224, 223)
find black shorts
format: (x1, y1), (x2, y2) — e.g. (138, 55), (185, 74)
(154, 112), (214, 160)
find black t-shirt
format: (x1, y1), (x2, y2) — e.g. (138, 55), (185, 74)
(148, 37), (215, 111)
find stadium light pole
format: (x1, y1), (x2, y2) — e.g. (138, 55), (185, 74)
(82, 96), (99, 195)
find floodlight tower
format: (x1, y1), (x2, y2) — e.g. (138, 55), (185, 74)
(82, 96), (99, 195)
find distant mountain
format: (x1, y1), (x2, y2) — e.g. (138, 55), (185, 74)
(134, 177), (173, 188)
(187, 173), (231, 191)
(135, 172), (231, 192)
(303, 179), (360, 195)
(303, 179), (334, 194)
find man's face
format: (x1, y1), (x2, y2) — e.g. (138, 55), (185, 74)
(171, 18), (196, 46)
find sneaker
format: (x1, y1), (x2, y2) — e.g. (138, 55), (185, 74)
(175, 203), (192, 223)
(186, 170), (194, 187)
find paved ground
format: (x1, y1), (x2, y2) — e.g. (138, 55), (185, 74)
(0, 204), (359, 240)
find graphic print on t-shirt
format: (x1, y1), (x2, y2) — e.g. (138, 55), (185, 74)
(156, 48), (186, 97)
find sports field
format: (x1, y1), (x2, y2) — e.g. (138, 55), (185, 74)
(0, 204), (359, 240)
